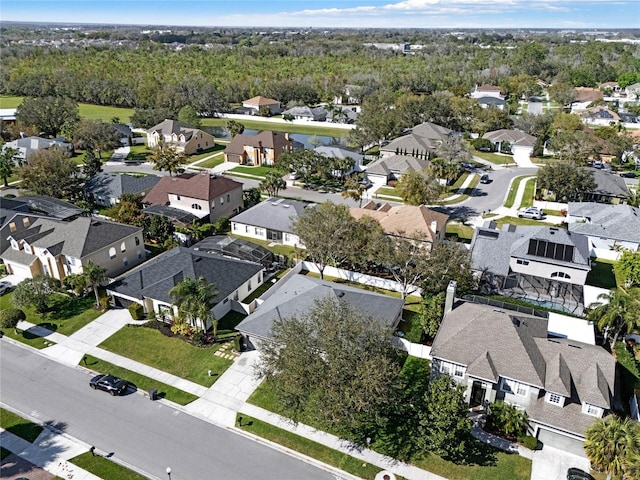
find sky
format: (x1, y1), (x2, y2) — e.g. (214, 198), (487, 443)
(1, 0), (638, 29)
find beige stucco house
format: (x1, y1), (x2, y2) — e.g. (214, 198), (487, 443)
(147, 119), (215, 155)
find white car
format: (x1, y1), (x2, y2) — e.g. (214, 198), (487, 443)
(518, 207), (544, 220)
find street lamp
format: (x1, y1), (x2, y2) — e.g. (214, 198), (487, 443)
(166, 467), (172, 479)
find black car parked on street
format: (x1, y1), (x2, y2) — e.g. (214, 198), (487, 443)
(89, 374), (129, 396)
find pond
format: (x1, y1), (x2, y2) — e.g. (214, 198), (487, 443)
(202, 127), (349, 150)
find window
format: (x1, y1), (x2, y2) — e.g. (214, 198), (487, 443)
(454, 364), (465, 378)
(109, 247), (116, 259)
(439, 361), (452, 375)
(211, 199), (216, 209)
(584, 403), (602, 417)
(121, 242), (126, 253)
(24, 243), (32, 254)
(9, 222), (16, 232)
(23, 217), (30, 227)
(137, 250), (143, 260)
(123, 257), (129, 267)
(226, 194), (230, 203)
(501, 378), (528, 397)
(176, 195), (181, 200)
(245, 225), (249, 233)
(247, 280), (252, 291)
(516, 259), (529, 266)
(135, 237), (140, 246)
(233, 224), (238, 231)
(223, 298), (229, 304)
(547, 393), (562, 405)
(551, 272), (571, 279)
(220, 196), (225, 205)
(191, 204), (202, 210)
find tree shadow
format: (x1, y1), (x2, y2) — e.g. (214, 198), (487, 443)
(47, 295), (90, 320)
(461, 437), (499, 467)
(22, 323), (56, 339)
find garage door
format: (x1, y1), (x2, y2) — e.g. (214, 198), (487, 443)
(5, 262), (31, 281)
(537, 428), (586, 457)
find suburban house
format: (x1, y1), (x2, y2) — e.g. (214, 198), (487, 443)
(364, 154), (429, 186)
(583, 167), (630, 204)
(567, 202), (640, 260)
(599, 81), (621, 93)
(471, 224), (591, 315)
(281, 105), (327, 122)
(431, 282), (616, 456)
(0, 108), (17, 123)
(482, 129), (537, 163)
(577, 106), (620, 126)
(470, 84), (505, 100)
(142, 172), (243, 226)
(624, 83), (640, 102)
(223, 131), (293, 166)
(475, 96), (507, 110)
(326, 105), (359, 124)
(349, 202), (449, 249)
(85, 173), (161, 207)
(230, 198), (310, 247)
(107, 246), (264, 327)
(314, 145), (365, 173)
(147, 119), (215, 155)
(380, 122), (454, 159)
(9, 195), (83, 221)
(571, 87), (604, 111)
(192, 235), (275, 269)
(3, 136), (73, 163)
(0, 213), (144, 281)
(333, 84), (369, 106)
(235, 273), (404, 350)
(241, 96), (281, 115)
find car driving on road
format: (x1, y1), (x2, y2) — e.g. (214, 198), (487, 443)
(89, 374), (129, 396)
(517, 207), (544, 220)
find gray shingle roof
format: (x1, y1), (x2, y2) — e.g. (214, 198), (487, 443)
(235, 274), (404, 341)
(85, 173), (161, 201)
(107, 247), (263, 305)
(380, 122), (453, 156)
(482, 129), (537, 148)
(365, 155), (429, 177)
(231, 198), (311, 234)
(314, 145), (364, 163)
(583, 168), (630, 198)
(568, 202), (640, 243)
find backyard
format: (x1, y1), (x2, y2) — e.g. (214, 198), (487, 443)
(200, 117), (349, 138)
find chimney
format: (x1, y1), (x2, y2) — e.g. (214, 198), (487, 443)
(430, 220), (438, 235)
(444, 280), (457, 314)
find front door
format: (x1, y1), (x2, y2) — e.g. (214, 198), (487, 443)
(471, 381), (486, 407)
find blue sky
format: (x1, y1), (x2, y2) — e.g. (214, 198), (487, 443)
(2, 1), (637, 29)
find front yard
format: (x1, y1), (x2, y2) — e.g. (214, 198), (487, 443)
(472, 149), (515, 166)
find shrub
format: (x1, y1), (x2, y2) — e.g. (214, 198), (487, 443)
(147, 310), (156, 321)
(0, 308), (26, 330)
(190, 329), (207, 347)
(128, 302), (145, 320)
(171, 321), (192, 336)
(99, 296), (110, 310)
(521, 435), (538, 450)
(233, 334), (242, 352)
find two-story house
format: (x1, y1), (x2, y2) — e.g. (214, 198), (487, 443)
(431, 282), (615, 457)
(142, 172), (243, 226)
(241, 96), (281, 115)
(223, 131), (293, 166)
(379, 122), (454, 160)
(0, 213), (144, 281)
(471, 224), (591, 315)
(147, 119), (215, 155)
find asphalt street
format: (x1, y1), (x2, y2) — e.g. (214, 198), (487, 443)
(0, 341), (335, 480)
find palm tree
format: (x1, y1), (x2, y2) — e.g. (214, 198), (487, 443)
(259, 171), (286, 197)
(169, 276), (218, 333)
(585, 415), (640, 480)
(587, 287), (640, 346)
(623, 451), (640, 480)
(83, 260), (107, 307)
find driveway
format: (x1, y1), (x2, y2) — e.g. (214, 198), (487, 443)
(530, 445), (591, 480)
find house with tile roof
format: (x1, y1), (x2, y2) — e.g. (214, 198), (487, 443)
(379, 122), (454, 160)
(230, 198), (310, 247)
(0, 213), (144, 281)
(85, 173), (161, 207)
(235, 273), (404, 350)
(350, 202), (449, 250)
(567, 202), (640, 260)
(223, 131), (293, 166)
(147, 119), (215, 155)
(364, 154), (429, 186)
(242, 96), (281, 115)
(431, 283), (615, 457)
(482, 129), (537, 163)
(471, 224), (591, 315)
(107, 247), (264, 328)
(142, 172), (243, 226)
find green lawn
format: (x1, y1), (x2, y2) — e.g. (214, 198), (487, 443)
(614, 342), (640, 400)
(187, 144), (227, 162)
(472, 150), (515, 165)
(586, 260), (617, 289)
(375, 186), (400, 198)
(518, 178), (536, 208)
(80, 354), (198, 405)
(0, 407), (43, 443)
(0, 96), (134, 122)
(446, 223), (475, 242)
(228, 165), (276, 178)
(193, 154), (225, 169)
(201, 117), (349, 138)
(230, 233), (299, 258)
(494, 216), (556, 229)
(503, 176), (531, 208)
(237, 415), (382, 480)
(125, 144), (150, 163)
(398, 308), (423, 343)
(69, 452), (147, 480)
(99, 326), (233, 387)
(440, 176), (481, 205)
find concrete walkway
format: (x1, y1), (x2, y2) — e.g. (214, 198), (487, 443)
(109, 146), (130, 162)
(530, 445), (589, 480)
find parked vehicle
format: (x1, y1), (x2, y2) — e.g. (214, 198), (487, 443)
(567, 468), (595, 480)
(0, 281), (15, 295)
(517, 207), (544, 220)
(480, 173), (490, 184)
(89, 374), (129, 396)
(619, 171), (636, 178)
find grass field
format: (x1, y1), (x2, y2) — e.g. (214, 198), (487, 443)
(503, 176), (531, 208)
(472, 150), (515, 165)
(446, 223), (475, 242)
(230, 233), (299, 258)
(80, 354), (198, 405)
(228, 165), (275, 178)
(586, 260), (617, 289)
(201, 117), (350, 138)
(0, 407), (43, 443)
(192, 153), (225, 169)
(99, 325), (233, 387)
(494, 216), (555, 229)
(70, 452), (147, 480)
(0, 96), (135, 122)
(518, 178), (536, 208)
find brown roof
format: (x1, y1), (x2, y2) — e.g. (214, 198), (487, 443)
(142, 173), (242, 205)
(476, 84), (503, 92)
(573, 87), (604, 103)
(350, 203), (449, 242)
(224, 131), (292, 156)
(243, 96), (280, 106)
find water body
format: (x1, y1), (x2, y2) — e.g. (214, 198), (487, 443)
(203, 127), (348, 149)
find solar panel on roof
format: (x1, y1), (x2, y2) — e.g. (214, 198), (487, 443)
(527, 239), (574, 262)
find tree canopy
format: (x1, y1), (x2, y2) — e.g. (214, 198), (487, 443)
(16, 96), (79, 138)
(536, 161), (596, 202)
(19, 148), (82, 200)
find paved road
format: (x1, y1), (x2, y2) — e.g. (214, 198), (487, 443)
(0, 342), (335, 480)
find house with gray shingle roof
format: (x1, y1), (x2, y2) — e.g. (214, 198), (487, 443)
(471, 224), (591, 315)
(3, 136), (73, 163)
(482, 129), (537, 163)
(364, 155), (429, 186)
(379, 122), (454, 160)
(567, 202), (640, 260)
(147, 119), (215, 155)
(107, 246), (264, 329)
(85, 173), (161, 207)
(281, 105), (327, 122)
(0, 214), (143, 281)
(431, 286), (615, 457)
(230, 198), (311, 247)
(235, 273), (404, 350)
(581, 167), (630, 204)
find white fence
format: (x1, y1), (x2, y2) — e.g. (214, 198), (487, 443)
(393, 337), (432, 359)
(218, 113), (356, 131)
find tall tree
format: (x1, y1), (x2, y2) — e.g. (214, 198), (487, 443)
(377, 233), (432, 299)
(83, 260), (107, 307)
(0, 146), (21, 187)
(259, 171), (286, 197)
(548, 82), (576, 110)
(341, 176), (366, 207)
(585, 415), (640, 480)
(243, 188), (261, 209)
(435, 136), (471, 164)
(350, 90), (403, 147)
(395, 169), (443, 206)
(178, 105), (201, 128)
(536, 161), (596, 202)
(130, 108), (176, 129)
(226, 120), (245, 138)
(614, 250), (640, 287)
(19, 148), (82, 200)
(419, 292), (446, 340)
(73, 119), (122, 158)
(169, 276), (218, 332)
(420, 242), (474, 295)
(12, 276), (61, 317)
(104, 193), (146, 227)
(82, 149), (103, 178)
(587, 287), (640, 346)
(16, 96), (79, 137)
(146, 214), (175, 244)
(149, 138), (186, 176)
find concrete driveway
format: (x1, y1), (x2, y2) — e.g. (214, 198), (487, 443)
(530, 445), (591, 480)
